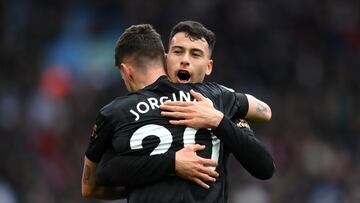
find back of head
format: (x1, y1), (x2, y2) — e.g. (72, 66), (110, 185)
(115, 24), (165, 69)
(169, 21), (216, 56)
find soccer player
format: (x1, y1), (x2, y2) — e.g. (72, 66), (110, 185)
(82, 24), (274, 202)
(165, 21), (271, 122)
(161, 20), (274, 184)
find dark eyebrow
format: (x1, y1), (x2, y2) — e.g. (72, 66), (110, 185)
(171, 45), (184, 50)
(171, 45), (205, 55)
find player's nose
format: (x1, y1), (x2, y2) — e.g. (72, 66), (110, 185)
(180, 61), (190, 66)
(180, 53), (190, 66)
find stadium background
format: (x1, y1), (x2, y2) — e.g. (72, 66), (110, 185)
(0, 0), (359, 202)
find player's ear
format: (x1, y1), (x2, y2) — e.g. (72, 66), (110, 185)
(120, 63), (134, 81)
(205, 59), (213, 76)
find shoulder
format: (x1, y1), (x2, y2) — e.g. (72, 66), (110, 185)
(98, 95), (133, 118)
(191, 82), (235, 96)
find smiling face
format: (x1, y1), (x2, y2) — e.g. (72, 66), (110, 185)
(166, 32), (213, 83)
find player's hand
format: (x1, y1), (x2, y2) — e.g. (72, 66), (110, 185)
(160, 90), (224, 129)
(175, 144), (219, 189)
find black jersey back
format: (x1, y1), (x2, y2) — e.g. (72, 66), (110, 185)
(87, 76), (245, 203)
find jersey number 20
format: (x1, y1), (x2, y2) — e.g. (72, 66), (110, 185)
(130, 124), (220, 170)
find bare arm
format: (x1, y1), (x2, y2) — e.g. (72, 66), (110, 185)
(244, 94), (272, 122)
(81, 156), (126, 200)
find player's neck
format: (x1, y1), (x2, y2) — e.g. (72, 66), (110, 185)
(135, 67), (166, 90)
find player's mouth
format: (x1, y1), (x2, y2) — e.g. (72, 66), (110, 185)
(176, 70), (191, 83)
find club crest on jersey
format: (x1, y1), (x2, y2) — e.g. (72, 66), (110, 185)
(130, 90), (196, 121)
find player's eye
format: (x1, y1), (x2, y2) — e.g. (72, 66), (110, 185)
(192, 52), (201, 57)
(173, 49), (182, 55)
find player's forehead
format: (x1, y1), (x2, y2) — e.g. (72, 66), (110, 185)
(169, 32), (209, 53)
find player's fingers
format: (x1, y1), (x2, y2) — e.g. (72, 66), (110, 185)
(159, 105), (179, 112)
(199, 158), (218, 167)
(207, 169), (219, 178)
(162, 101), (192, 107)
(190, 90), (214, 106)
(169, 119), (190, 126)
(161, 111), (188, 119)
(198, 166), (219, 178)
(205, 98), (214, 106)
(195, 171), (217, 183)
(190, 89), (206, 101)
(160, 105), (192, 113)
(189, 144), (205, 152)
(192, 178), (210, 189)
(183, 144), (205, 152)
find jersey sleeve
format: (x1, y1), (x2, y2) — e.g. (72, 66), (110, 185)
(214, 84), (247, 119)
(212, 116), (275, 180)
(235, 93), (249, 119)
(96, 148), (175, 187)
(85, 111), (114, 163)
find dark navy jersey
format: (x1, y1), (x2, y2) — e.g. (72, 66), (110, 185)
(85, 76), (249, 203)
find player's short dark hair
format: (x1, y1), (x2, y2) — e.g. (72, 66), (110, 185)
(115, 24), (165, 68)
(169, 21), (216, 56)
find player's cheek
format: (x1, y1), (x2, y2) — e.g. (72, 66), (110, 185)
(193, 70), (203, 83)
(166, 63), (176, 75)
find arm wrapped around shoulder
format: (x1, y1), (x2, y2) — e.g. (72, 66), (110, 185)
(96, 149), (176, 187)
(213, 116), (275, 180)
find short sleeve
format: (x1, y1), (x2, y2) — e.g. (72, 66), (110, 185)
(214, 85), (249, 120)
(212, 84), (239, 119)
(234, 93), (249, 119)
(85, 112), (114, 163)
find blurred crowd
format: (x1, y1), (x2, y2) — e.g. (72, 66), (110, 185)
(1, 0), (359, 203)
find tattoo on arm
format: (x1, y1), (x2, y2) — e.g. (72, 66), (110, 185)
(83, 165), (91, 185)
(256, 102), (268, 116)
